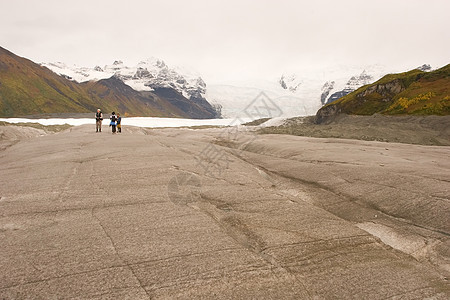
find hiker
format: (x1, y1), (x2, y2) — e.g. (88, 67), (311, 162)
(95, 109), (103, 132)
(117, 113), (122, 133)
(109, 112), (117, 134)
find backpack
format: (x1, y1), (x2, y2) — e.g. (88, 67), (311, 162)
(110, 115), (117, 122)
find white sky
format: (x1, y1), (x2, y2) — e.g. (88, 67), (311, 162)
(1, 0), (449, 83)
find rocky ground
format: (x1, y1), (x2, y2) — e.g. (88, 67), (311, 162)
(0, 123), (449, 299)
(0, 122), (71, 151)
(259, 114), (450, 146)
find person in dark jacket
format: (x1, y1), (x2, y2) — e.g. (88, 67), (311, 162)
(109, 112), (117, 134)
(95, 109), (103, 132)
(117, 113), (122, 133)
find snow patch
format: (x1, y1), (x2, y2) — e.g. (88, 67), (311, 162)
(258, 117), (288, 127)
(0, 117), (251, 128)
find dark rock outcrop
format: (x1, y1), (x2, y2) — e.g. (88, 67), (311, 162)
(315, 103), (341, 124)
(325, 88), (353, 105)
(356, 79), (405, 101)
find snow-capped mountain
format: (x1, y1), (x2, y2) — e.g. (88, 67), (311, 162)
(321, 70), (375, 105)
(103, 59), (207, 101)
(41, 58), (208, 103)
(41, 62), (112, 82)
(41, 58), (220, 118)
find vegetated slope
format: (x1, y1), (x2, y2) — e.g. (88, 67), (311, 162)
(0, 46), (218, 118)
(0, 46), (95, 116)
(316, 64), (450, 123)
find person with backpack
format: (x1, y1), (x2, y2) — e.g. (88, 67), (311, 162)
(109, 112), (117, 134)
(95, 109), (103, 132)
(117, 113), (122, 133)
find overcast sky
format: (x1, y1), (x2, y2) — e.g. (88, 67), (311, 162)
(1, 0), (449, 82)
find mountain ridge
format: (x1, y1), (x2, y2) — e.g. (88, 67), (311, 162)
(41, 58), (210, 105)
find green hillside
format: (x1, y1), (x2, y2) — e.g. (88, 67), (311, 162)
(316, 64), (450, 123)
(0, 47), (94, 116)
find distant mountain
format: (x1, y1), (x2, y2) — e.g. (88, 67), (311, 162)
(315, 64), (450, 123)
(417, 64), (432, 72)
(321, 70), (375, 105)
(0, 46), (218, 118)
(279, 74), (302, 93)
(41, 58), (219, 118)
